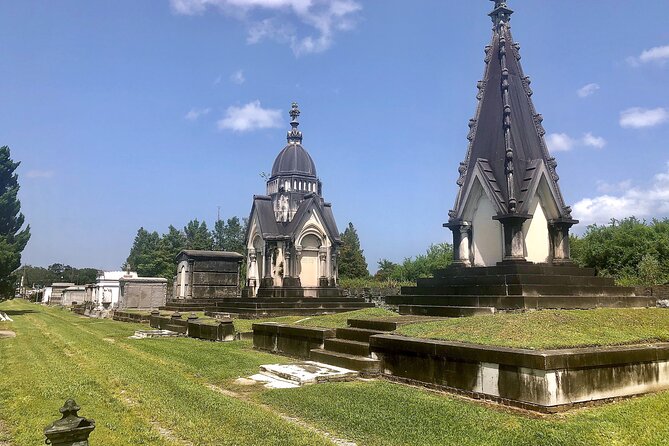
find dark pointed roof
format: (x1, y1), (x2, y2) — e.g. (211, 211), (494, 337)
(270, 103), (318, 178)
(449, 1), (573, 222)
(247, 194), (341, 244)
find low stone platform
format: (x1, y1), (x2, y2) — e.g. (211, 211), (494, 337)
(387, 263), (656, 315)
(163, 296), (374, 317)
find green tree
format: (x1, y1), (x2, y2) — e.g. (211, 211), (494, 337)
(572, 217), (669, 285)
(125, 228), (162, 277)
(390, 243), (453, 282)
(212, 217), (247, 254)
(375, 259), (398, 281)
(184, 219), (213, 250)
(338, 222), (369, 279)
(157, 225), (186, 280)
(0, 146), (31, 299)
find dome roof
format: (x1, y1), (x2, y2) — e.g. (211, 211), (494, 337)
(271, 143), (317, 178)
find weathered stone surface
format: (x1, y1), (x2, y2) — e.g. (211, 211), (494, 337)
(369, 334), (669, 411)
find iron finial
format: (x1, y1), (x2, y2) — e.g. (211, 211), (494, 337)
(287, 102), (303, 144)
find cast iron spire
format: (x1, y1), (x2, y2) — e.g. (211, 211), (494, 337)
(287, 102), (303, 144)
(448, 0), (573, 222)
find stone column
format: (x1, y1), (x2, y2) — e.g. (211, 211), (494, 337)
(284, 245), (292, 278)
(331, 249), (339, 287)
(444, 221), (471, 266)
(247, 252), (257, 295)
(263, 246), (272, 279)
(549, 219), (577, 264)
(187, 259), (195, 298)
(494, 214), (531, 262)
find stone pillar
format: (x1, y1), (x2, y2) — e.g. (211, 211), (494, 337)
(494, 214), (531, 262)
(260, 245), (274, 288)
(319, 249), (327, 278)
(284, 245), (292, 278)
(187, 259), (195, 298)
(331, 249), (339, 287)
(549, 219), (578, 264)
(444, 221), (471, 266)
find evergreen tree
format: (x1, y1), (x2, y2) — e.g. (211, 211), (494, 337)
(157, 225), (186, 280)
(212, 217), (248, 253)
(338, 222), (369, 279)
(184, 219), (213, 250)
(0, 146), (31, 299)
(125, 228), (162, 277)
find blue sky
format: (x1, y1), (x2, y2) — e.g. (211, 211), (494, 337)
(3, 0), (669, 271)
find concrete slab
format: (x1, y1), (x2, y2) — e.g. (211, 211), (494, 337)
(260, 361), (358, 384)
(129, 329), (181, 339)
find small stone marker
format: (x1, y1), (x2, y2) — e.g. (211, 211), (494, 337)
(44, 399), (95, 446)
(187, 312), (199, 321)
(171, 311), (182, 320)
(0, 312), (12, 322)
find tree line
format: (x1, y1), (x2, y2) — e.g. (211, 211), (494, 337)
(572, 217), (669, 286)
(124, 217), (247, 281)
(15, 264), (99, 288)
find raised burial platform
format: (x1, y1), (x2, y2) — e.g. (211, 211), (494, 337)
(253, 317), (669, 412)
(387, 263), (656, 316)
(162, 296), (374, 317)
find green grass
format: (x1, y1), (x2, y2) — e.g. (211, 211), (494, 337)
(232, 308), (398, 333)
(6, 301), (669, 445)
(0, 300), (330, 446)
(396, 308), (669, 349)
(262, 380), (669, 446)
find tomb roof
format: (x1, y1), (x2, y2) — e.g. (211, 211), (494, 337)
(449, 0), (573, 222)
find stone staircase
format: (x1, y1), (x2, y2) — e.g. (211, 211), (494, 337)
(309, 316), (438, 373)
(162, 296), (375, 317)
(386, 263), (656, 315)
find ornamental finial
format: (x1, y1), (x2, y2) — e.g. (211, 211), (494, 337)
(489, 0), (513, 26)
(287, 102), (303, 144)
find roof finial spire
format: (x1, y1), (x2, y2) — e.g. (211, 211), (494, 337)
(489, 0), (513, 27)
(287, 102), (303, 144)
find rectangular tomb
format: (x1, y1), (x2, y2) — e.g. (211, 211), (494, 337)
(369, 334), (669, 412)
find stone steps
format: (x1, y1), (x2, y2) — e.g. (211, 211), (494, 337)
(217, 307), (373, 318)
(400, 284), (636, 297)
(324, 338), (371, 357)
(433, 264), (597, 278)
(416, 274), (615, 287)
(308, 349), (381, 372)
(335, 327), (387, 343)
(398, 305), (496, 317)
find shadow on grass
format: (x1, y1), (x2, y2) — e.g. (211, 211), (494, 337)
(2, 309), (37, 316)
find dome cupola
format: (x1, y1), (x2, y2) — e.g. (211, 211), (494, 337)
(270, 103), (317, 179)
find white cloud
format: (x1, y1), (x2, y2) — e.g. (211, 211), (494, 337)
(184, 107), (211, 121)
(217, 100), (282, 132)
(546, 132), (606, 152)
(230, 69), (245, 84)
(596, 179), (632, 194)
(577, 83), (600, 98)
(25, 170), (54, 179)
(628, 44), (669, 66)
(170, 0), (362, 56)
(619, 107), (669, 129)
(546, 133), (575, 152)
(573, 162), (669, 226)
(582, 132), (606, 149)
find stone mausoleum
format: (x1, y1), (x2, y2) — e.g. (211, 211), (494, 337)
(245, 103), (342, 297)
(173, 250), (243, 299)
(388, 0), (655, 314)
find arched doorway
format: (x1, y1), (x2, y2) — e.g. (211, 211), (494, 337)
(299, 234), (321, 287)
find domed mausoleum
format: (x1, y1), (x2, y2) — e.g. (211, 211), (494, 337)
(245, 103), (342, 297)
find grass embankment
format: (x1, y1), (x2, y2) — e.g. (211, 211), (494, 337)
(396, 308), (669, 350)
(262, 380), (669, 446)
(5, 301), (669, 445)
(0, 301), (329, 445)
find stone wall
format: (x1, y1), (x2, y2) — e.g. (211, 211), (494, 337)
(149, 314), (235, 342)
(253, 322), (334, 358)
(635, 285), (669, 300)
(118, 278), (167, 310)
(369, 334), (669, 412)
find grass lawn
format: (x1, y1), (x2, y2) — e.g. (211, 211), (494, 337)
(3, 300), (669, 445)
(396, 308), (669, 349)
